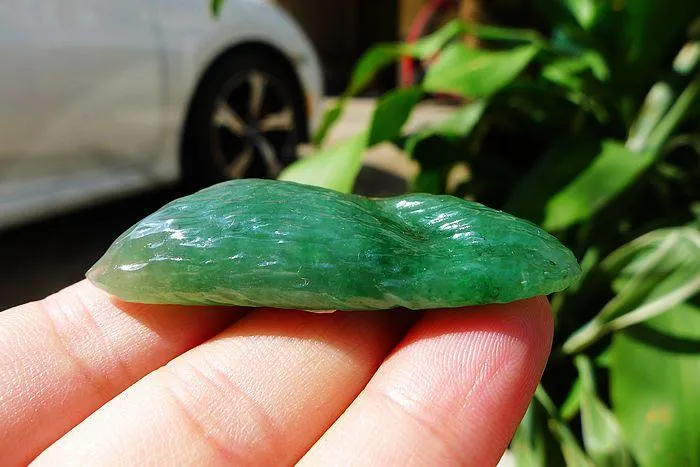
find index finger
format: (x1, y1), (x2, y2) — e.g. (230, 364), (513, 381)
(0, 280), (241, 466)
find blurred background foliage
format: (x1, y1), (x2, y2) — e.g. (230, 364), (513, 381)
(218, 0), (700, 464)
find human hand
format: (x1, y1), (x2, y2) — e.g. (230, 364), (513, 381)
(0, 280), (552, 466)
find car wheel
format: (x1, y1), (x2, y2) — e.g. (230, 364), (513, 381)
(181, 49), (307, 185)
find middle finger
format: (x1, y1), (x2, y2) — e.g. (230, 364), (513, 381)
(33, 308), (412, 466)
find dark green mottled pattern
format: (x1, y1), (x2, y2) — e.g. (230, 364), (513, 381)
(87, 179), (581, 310)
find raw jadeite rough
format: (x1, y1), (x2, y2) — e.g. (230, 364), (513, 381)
(87, 179), (581, 310)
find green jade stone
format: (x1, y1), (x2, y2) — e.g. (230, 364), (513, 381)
(87, 179), (581, 311)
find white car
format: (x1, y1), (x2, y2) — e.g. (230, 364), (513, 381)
(0, 0), (323, 228)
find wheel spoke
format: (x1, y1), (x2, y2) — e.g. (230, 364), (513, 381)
(259, 107), (294, 133)
(254, 136), (282, 177)
(212, 100), (247, 136)
(248, 71), (267, 120)
(225, 144), (254, 179)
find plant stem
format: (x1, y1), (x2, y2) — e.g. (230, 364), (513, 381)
(535, 385), (594, 466)
(627, 41), (700, 152)
(608, 275), (700, 330)
(464, 23), (544, 45)
(562, 319), (606, 355)
(646, 73), (700, 154)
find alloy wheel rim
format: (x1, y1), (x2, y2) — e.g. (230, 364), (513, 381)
(210, 70), (297, 179)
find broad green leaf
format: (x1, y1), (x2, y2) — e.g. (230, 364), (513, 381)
(346, 45), (410, 97)
(542, 51), (609, 90)
(575, 356), (634, 467)
(312, 104), (343, 146)
(423, 43), (539, 98)
(611, 301), (700, 466)
(420, 100), (486, 138)
(405, 101), (486, 156)
(463, 23), (543, 44)
(543, 140), (654, 231)
(210, 0), (224, 17)
(409, 19), (466, 61)
(284, 88), (427, 193)
(410, 169), (445, 194)
(368, 87), (423, 146)
(562, 0), (601, 30)
(505, 138), (602, 225)
(313, 21), (464, 145)
(278, 132), (367, 193)
(542, 57), (590, 91)
(312, 45), (402, 145)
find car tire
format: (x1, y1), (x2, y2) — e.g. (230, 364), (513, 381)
(181, 48), (307, 187)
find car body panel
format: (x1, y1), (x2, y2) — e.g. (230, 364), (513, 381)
(0, 0), (323, 229)
(152, 0), (323, 181)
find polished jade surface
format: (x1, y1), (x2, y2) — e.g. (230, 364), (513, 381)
(87, 179), (581, 310)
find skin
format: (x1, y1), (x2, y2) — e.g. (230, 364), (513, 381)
(0, 280), (552, 466)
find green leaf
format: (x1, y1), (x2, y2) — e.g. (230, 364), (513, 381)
(542, 50), (609, 90)
(550, 422), (596, 467)
(368, 87), (423, 146)
(505, 138), (602, 225)
(542, 57), (590, 91)
(463, 23), (543, 44)
(562, 227), (700, 354)
(409, 19), (467, 61)
(405, 100), (486, 156)
(560, 378), (582, 421)
(562, 0), (601, 30)
(312, 45), (403, 145)
(210, 0), (224, 17)
(278, 132), (368, 193)
(575, 355), (634, 467)
(422, 43), (539, 98)
(312, 104), (344, 146)
(645, 74), (700, 155)
(543, 140), (654, 231)
(421, 100), (487, 138)
(535, 386), (595, 467)
(511, 400), (565, 467)
(511, 402), (547, 467)
(595, 347), (612, 368)
(312, 22), (463, 145)
(601, 228), (700, 325)
(347, 46), (408, 97)
(284, 88), (426, 193)
(611, 301), (700, 466)
(410, 169), (445, 194)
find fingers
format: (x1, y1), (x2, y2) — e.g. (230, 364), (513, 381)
(299, 297), (553, 467)
(0, 280), (241, 466)
(33, 308), (412, 466)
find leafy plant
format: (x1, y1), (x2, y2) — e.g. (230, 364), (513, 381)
(212, 0), (700, 463)
(273, 1), (700, 465)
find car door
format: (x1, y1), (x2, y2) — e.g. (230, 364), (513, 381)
(0, 0), (163, 226)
